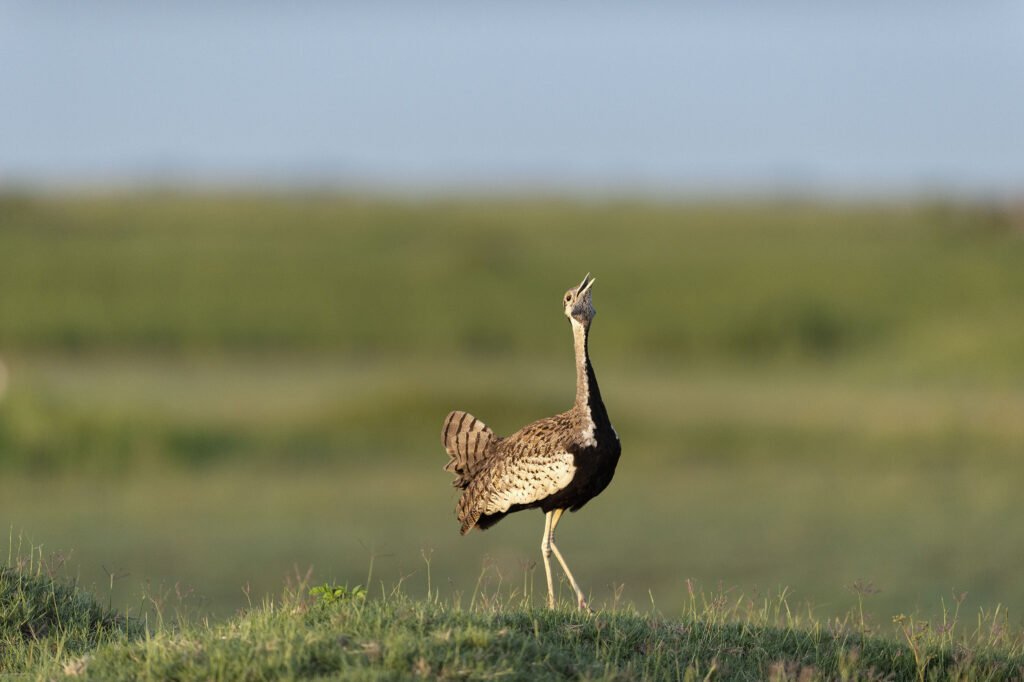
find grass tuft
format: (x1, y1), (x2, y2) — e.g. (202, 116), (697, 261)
(1, 542), (142, 677)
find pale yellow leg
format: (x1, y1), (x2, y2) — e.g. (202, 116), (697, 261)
(540, 511), (556, 609)
(547, 508), (590, 611)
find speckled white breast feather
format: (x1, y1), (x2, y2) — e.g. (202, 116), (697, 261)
(484, 451), (576, 515)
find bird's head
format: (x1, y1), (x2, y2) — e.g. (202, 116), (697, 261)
(563, 273), (596, 327)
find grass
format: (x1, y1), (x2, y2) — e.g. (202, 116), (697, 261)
(1, 545), (140, 676)
(1, 193), (1023, 375)
(3, 549), (1022, 681)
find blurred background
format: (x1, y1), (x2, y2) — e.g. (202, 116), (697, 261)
(1, 2), (1023, 622)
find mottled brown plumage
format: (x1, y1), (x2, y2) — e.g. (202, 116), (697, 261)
(440, 273), (621, 610)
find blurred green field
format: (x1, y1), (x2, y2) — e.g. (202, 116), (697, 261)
(1, 193), (1022, 623)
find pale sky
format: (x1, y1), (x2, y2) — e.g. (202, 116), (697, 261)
(2, 2), (1022, 196)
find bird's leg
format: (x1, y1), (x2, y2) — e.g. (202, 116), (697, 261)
(548, 508), (590, 612)
(541, 511), (556, 609)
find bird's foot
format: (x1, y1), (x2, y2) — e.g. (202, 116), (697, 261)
(577, 596), (592, 614)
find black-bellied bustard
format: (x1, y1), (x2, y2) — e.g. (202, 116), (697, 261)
(441, 273), (621, 611)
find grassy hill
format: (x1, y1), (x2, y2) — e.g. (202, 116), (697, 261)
(3, 555), (1022, 681)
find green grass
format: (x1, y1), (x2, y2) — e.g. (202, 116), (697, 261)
(1, 547), (140, 676)
(2, 193), (1023, 376)
(3, 554), (1022, 681)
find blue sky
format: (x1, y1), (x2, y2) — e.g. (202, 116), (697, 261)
(2, 2), (1022, 195)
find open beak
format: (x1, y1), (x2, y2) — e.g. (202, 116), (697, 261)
(575, 273), (596, 296)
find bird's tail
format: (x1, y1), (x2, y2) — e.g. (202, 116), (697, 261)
(441, 410), (495, 488)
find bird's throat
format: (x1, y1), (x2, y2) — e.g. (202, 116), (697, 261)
(571, 319), (602, 433)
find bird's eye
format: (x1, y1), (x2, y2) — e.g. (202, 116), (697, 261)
(565, 294), (572, 302)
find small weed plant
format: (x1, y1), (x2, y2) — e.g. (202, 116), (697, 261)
(309, 582), (366, 606)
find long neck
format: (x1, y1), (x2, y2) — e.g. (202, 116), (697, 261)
(571, 319), (604, 419)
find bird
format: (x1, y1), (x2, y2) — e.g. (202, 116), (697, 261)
(441, 273), (621, 611)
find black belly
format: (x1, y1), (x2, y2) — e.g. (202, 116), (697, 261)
(539, 437), (622, 513)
